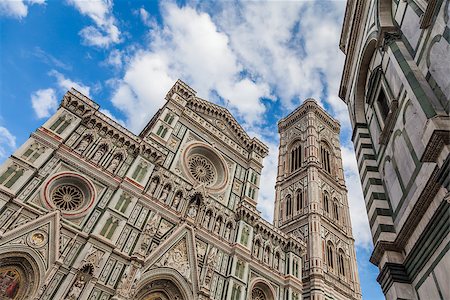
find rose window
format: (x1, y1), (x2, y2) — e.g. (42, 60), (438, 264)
(41, 172), (96, 219)
(251, 288), (266, 300)
(51, 184), (83, 211)
(182, 143), (229, 192)
(188, 155), (216, 185)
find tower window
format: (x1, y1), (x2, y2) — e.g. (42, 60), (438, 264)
(290, 142), (302, 172)
(333, 200), (339, 221)
(320, 144), (332, 173)
(327, 242), (334, 269)
(323, 192), (329, 214)
(296, 189), (303, 211)
(286, 195), (292, 218)
(338, 249), (345, 277)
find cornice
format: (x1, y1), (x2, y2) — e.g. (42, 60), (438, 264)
(278, 99), (340, 133)
(187, 96), (269, 158)
(339, 0), (368, 101)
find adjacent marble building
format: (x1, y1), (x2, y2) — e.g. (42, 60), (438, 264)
(0, 80), (360, 300)
(339, 0), (449, 299)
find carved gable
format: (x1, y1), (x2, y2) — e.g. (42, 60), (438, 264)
(143, 225), (199, 294)
(0, 211), (60, 272)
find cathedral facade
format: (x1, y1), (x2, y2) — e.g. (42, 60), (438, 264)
(339, 0), (449, 299)
(0, 80), (360, 300)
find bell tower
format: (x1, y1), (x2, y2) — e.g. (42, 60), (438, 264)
(274, 99), (361, 300)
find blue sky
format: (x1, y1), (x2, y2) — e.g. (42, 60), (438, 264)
(0, 0), (383, 299)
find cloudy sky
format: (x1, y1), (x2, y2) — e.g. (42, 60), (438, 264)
(0, 0), (383, 298)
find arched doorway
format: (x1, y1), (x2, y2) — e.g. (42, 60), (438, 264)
(248, 280), (276, 300)
(134, 268), (194, 300)
(141, 279), (184, 300)
(0, 255), (40, 299)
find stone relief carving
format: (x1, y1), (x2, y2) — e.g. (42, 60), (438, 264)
(156, 239), (191, 282)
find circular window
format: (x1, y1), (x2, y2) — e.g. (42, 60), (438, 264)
(188, 155), (216, 185)
(41, 172), (96, 219)
(51, 184), (83, 211)
(182, 142), (228, 191)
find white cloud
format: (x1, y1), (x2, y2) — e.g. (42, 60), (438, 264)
(67, 0), (120, 48)
(105, 49), (122, 68)
(341, 144), (373, 249)
(0, 126), (16, 160)
(111, 3), (271, 132)
(139, 7), (155, 27)
(31, 88), (58, 118)
(49, 70), (91, 96)
(0, 0), (45, 18)
(106, 1), (371, 249)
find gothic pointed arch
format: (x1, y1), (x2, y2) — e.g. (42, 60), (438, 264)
(248, 278), (276, 300)
(134, 267), (194, 300)
(142, 225), (200, 296)
(0, 250), (43, 299)
(355, 35), (378, 124)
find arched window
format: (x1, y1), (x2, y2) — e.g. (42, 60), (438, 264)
(156, 125), (168, 138)
(290, 141), (302, 172)
(326, 241), (334, 269)
(50, 114), (71, 134)
(323, 192), (329, 214)
(296, 189), (303, 211)
(100, 217), (119, 239)
(164, 113), (175, 125)
(333, 200), (339, 221)
(115, 192), (132, 213)
(132, 161), (148, 183)
(376, 88), (390, 123)
(338, 249), (345, 277)
(320, 142), (332, 173)
(22, 143), (45, 163)
(286, 195), (292, 218)
(0, 164), (24, 189)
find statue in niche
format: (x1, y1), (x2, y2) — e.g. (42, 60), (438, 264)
(224, 223), (232, 240)
(187, 202), (198, 218)
(160, 185), (170, 202)
(264, 247), (270, 264)
(148, 177), (159, 196)
(240, 225), (250, 246)
(137, 213), (159, 256)
(92, 145), (107, 163)
(76, 136), (91, 153)
(214, 218), (221, 235)
(274, 254), (280, 270)
(202, 247), (218, 289)
(253, 242), (260, 257)
(203, 211), (211, 229)
(114, 262), (142, 299)
(65, 274), (87, 300)
(172, 192), (181, 209)
(107, 155), (121, 173)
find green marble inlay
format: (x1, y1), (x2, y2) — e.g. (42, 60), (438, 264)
(390, 42), (437, 118)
